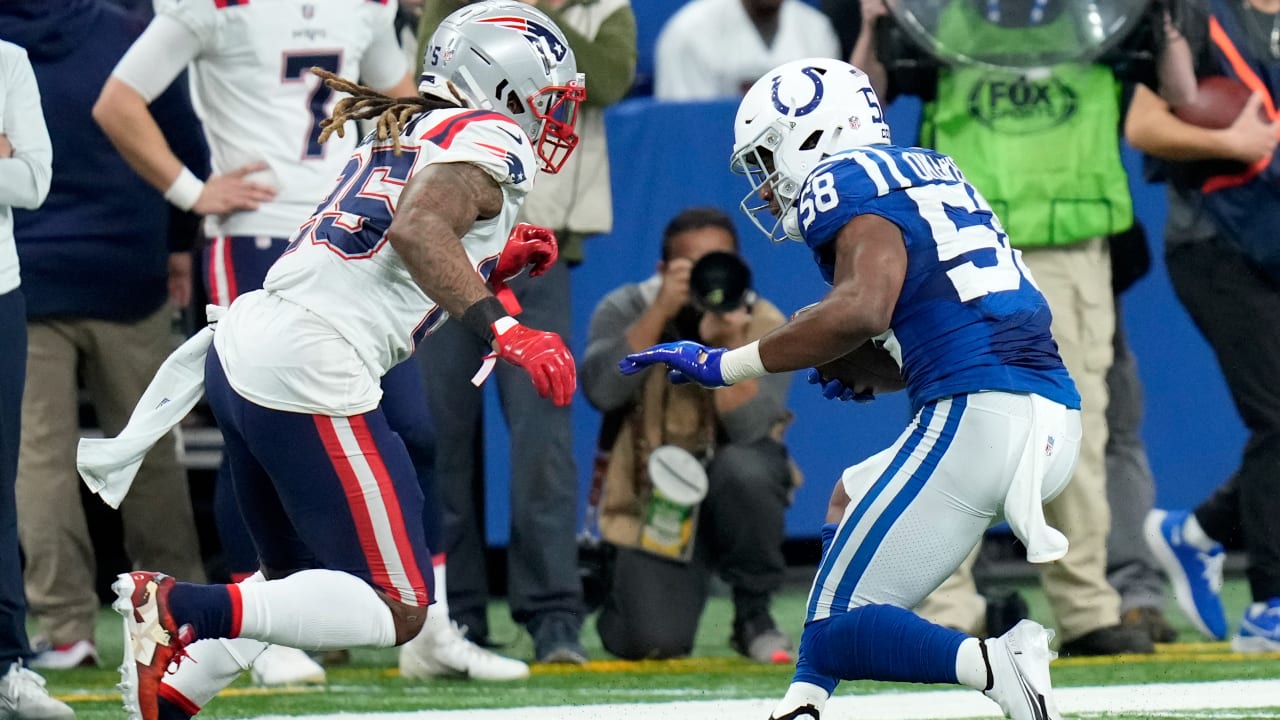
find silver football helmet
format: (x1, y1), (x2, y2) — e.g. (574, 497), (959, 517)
(731, 58), (891, 243)
(421, 0), (586, 173)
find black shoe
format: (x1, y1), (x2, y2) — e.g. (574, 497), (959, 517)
(1122, 606), (1179, 644)
(983, 590), (1031, 639)
(531, 612), (588, 664)
(769, 705), (820, 720)
(731, 614), (794, 664)
(1059, 624), (1155, 657)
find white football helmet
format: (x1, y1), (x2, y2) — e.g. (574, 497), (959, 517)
(422, 0), (586, 173)
(730, 58), (891, 242)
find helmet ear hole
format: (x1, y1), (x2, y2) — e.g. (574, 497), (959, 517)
(799, 129), (823, 152)
(493, 80), (524, 115)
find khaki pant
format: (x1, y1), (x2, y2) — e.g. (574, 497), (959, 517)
(915, 238), (1119, 642)
(17, 306), (206, 646)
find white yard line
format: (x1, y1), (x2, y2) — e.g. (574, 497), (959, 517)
(248, 679), (1280, 720)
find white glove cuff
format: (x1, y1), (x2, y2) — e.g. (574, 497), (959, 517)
(164, 167), (205, 211)
(719, 340), (767, 385)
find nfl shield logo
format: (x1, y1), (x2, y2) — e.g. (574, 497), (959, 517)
(302, 4), (315, 19)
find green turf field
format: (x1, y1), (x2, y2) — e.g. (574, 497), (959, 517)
(35, 576), (1280, 719)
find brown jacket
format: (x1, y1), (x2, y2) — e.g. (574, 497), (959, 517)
(598, 299), (796, 547)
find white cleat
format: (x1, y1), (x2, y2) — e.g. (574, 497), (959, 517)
(983, 620), (1062, 720)
(0, 662), (75, 720)
(399, 621), (530, 681)
(249, 645), (326, 687)
(28, 639), (99, 670)
(767, 681), (827, 720)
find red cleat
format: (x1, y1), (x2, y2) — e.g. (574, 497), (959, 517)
(112, 572), (194, 720)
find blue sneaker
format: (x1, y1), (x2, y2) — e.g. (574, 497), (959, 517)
(1233, 598), (1280, 652)
(1143, 509), (1228, 640)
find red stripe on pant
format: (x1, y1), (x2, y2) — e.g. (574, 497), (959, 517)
(347, 415), (430, 606)
(227, 583), (243, 638)
(222, 236), (239, 301)
(312, 416), (398, 600)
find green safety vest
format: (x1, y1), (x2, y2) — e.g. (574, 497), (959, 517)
(922, 3), (1133, 247)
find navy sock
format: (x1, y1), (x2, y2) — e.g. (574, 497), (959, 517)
(792, 637), (840, 694)
(801, 604), (967, 684)
(789, 523), (846, 694)
(167, 583), (235, 640)
(158, 695), (195, 720)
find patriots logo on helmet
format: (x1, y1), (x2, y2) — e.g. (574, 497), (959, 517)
(478, 16), (568, 63)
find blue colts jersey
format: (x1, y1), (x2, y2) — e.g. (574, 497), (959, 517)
(796, 144), (1080, 413)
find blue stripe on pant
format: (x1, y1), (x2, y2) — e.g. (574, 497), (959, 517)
(204, 346), (434, 606)
(807, 396), (968, 623)
(0, 289), (29, 664)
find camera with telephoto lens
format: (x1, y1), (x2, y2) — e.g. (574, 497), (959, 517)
(673, 252), (758, 341)
(690, 251), (757, 314)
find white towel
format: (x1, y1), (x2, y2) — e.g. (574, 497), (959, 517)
(76, 307), (223, 509)
(1003, 393), (1070, 564)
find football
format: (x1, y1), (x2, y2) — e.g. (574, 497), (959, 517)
(1174, 76), (1258, 129)
(813, 341), (906, 396)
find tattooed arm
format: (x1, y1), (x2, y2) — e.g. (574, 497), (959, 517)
(387, 161), (504, 320)
(388, 161), (577, 405)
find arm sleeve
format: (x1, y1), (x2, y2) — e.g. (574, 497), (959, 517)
(112, 12), (205, 102)
(0, 48), (52, 210)
(540, 3), (637, 107)
(361, 1), (409, 90)
(582, 286), (651, 412)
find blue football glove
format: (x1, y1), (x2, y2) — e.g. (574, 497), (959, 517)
(806, 368), (876, 403)
(619, 341), (730, 388)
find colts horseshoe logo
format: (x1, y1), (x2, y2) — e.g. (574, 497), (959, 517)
(771, 67), (824, 117)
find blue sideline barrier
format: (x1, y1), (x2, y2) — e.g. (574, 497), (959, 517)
(472, 97), (1246, 544)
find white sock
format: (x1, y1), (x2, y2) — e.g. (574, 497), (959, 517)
(415, 557), (451, 642)
(237, 569), (397, 650)
(1182, 514), (1219, 552)
(426, 557), (451, 635)
(770, 681), (829, 718)
(160, 638), (266, 712)
(162, 573), (268, 712)
(955, 637), (991, 691)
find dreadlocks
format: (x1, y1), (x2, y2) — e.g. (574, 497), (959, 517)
(312, 68), (461, 155)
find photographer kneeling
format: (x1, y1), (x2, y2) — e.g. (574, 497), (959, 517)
(581, 207), (798, 662)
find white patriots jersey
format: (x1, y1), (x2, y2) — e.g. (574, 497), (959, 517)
(156, 0), (403, 238)
(261, 108), (536, 384)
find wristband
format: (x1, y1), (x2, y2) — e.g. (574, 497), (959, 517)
(164, 167), (205, 212)
(460, 296), (510, 343)
(719, 340), (768, 385)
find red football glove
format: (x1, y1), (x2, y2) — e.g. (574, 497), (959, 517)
(491, 223), (559, 286)
(494, 321), (576, 406)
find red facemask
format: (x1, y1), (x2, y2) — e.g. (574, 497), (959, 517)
(528, 75), (586, 174)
